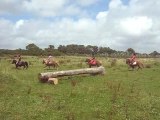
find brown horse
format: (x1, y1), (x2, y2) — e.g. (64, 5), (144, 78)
(85, 58), (102, 68)
(126, 58), (144, 70)
(12, 59), (28, 69)
(42, 59), (59, 69)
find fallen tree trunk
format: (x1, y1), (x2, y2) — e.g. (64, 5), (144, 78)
(38, 66), (105, 83)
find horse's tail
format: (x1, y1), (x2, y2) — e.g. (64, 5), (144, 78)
(126, 58), (130, 65)
(85, 58), (89, 62)
(25, 62), (29, 68)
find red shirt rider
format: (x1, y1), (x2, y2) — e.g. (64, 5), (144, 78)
(89, 57), (96, 65)
(130, 53), (136, 64)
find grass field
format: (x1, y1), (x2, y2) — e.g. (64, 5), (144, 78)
(0, 56), (160, 120)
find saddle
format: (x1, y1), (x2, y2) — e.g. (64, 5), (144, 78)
(130, 61), (136, 65)
(16, 61), (22, 65)
(132, 61), (137, 65)
(48, 61), (53, 64)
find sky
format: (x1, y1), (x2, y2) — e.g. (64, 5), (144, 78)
(0, 0), (160, 53)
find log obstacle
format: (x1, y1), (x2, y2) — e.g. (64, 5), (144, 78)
(38, 66), (105, 83)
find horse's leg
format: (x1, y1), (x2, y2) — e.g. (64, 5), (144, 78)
(131, 65), (134, 71)
(55, 63), (59, 70)
(52, 64), (55, 69)
(135, 64), (140, 70)
(25, 62), (28, 69)
(128, 65), (131, 70)
(25, 65), (27, 69)
(56, 65), (58, 70)
(16, 64), (18, 69)
(136, 66), (139, 70)
(139, 64), (142, 70)
(140, 63), (144, 68)
(128, 64), (132, 70)
(132, 66), (134, 71)
(96, 64), (99, 67)
(137, 63), (142, 70)
(127, 64), (130, 70)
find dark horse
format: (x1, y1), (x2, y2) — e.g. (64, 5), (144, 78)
(126, 58), (144, 70)
(12, 59), (28, 69)
(42, 59), (59, 69)
(85, 58), (102, 68)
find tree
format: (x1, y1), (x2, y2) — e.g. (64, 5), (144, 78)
(149, 51), (160, 57)
(26, 43), (43, 55)
(126, 48), (135, 55)
(86, 45), (98, 57)
(48, 45), (54, 50)
(44, 45), (55, 55)
(26, 43), (40, 50)
(58, 45), (67, 53)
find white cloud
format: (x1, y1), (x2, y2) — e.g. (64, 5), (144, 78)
(23, 0), (66, 16)
(0, 0), (25, 15)
(0, 0), (160, 53)
(96, 11), (108, 21)
(15, 20), (24, 29)
(76, 0), (98, 6)
(109, 0), (123, 9)
(120, 16), (153, 36)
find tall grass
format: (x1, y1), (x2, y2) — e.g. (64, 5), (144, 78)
(0, 56), (160, 120)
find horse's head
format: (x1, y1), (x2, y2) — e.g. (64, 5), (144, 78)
(42, 59), (46, 64)
(12, 59), (17, 64)
(85, 58), (90, 63)
(126, 58), (131, 65)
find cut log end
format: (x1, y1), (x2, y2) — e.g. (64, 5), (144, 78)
(48, 78), (58, 85)
(38, 73), (49, 83)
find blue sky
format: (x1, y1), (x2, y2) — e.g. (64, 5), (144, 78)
(0, 0), (160, 53)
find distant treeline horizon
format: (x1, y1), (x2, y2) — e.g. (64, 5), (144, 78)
(0, 43), (160, 58)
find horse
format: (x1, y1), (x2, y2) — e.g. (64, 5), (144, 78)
(126, 58), (144, 70)
(85, 58), (102, 68)
(12, 59), (28, 69)
(42, 59), (59, 69)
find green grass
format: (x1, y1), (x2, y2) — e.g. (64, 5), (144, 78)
(0, 56), (160, 120)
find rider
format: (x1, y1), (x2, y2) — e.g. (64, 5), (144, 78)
(89, 57), (96, 65)
(130, 53), (137, 65)
(16, 54), (22, 65)
(47, 54), (53, 64)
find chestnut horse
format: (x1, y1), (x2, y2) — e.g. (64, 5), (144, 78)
(85, 58), (102, 68)
(42, 59), (59, 69)
(12, 59), (28, 69)
(126, 58), (144, 70)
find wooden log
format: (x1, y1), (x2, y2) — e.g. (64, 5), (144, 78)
(38, 66), (105, 82)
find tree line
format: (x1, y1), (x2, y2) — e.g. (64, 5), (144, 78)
(0, 43), (159, 58)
